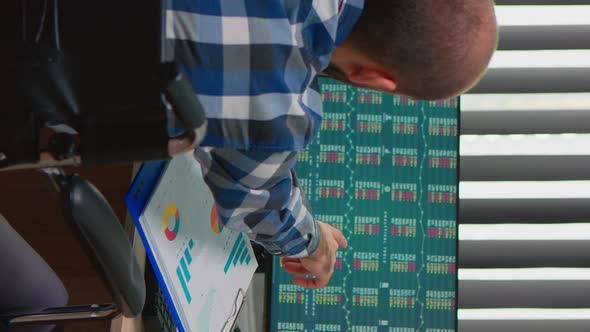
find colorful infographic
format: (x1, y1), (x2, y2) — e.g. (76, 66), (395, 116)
(163, 204), (181, 241)
(270, 78), (458, 332)
(138, 153), (258, 332)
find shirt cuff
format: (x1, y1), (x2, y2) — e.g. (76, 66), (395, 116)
(285, 217), (320, 258)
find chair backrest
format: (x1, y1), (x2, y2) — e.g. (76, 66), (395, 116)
(58, 0), (171, 165)
(1, 0), (206, 170)
(48, 170), (145, 317)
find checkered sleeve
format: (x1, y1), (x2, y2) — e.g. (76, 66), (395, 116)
(194, 147), (320, 258)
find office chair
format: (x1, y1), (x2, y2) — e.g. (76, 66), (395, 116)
(0, 0), (206, 328)
(0, 168), (145, 329)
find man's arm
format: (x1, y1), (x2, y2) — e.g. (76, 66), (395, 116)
(194, 147), (346, 288)
(282, 220), (347, 289)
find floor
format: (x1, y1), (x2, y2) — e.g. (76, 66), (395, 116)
(0, 164), (133, 332)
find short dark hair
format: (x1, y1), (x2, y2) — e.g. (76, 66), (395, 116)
(345, 0), (497, 100)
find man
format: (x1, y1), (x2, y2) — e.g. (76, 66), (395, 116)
(167, 0), (497, 289)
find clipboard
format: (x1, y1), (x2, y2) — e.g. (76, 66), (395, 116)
(126, 153), (258, 332)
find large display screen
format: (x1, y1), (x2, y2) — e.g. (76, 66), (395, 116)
(270, 78), (459, 332)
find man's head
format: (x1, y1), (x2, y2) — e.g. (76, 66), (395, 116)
(326, 0), (498, 100)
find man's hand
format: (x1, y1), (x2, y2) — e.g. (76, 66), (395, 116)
(168, 133), (196, 156)
(281, 221), (348, 289)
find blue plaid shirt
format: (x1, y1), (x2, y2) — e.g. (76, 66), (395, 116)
(167, 0), (364, 257)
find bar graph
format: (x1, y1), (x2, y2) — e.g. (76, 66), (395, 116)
(224, 232), (251, 274)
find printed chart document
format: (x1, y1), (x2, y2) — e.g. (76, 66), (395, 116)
(127, 153), (258, 332)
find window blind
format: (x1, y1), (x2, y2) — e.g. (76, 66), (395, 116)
(457, 1), (590, 331)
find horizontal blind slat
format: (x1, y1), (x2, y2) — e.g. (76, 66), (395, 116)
(459, 240), (590, 268)
(458, 320), (590, 332)
(499, 26), (590, 50)
(462, 93), (590, 112)
(461, 110), (590, 135)
(460, 156), (590, 181)
(469, 68), (590, 94)
(495, 0), (590, 5)
(459, 280), (590, 308)
(460, 199), (590, 223)
(469, 68), (590, 93)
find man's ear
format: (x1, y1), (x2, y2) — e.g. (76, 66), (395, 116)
(348, 68), (397, 92)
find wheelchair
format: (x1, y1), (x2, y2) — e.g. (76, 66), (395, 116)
(0, 0), (206, 329)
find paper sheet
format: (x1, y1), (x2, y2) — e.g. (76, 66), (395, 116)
(139, 153), (258, 332)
